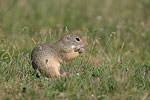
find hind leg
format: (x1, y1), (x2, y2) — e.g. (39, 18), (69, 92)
(45, 58), (62, 78)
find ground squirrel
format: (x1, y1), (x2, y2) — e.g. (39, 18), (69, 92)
(31, 34), (86, 78)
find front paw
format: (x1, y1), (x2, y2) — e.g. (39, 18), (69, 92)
(78, 48), (85, 53)
(74, 46), (85, 53)
(61, 72), (67, 77)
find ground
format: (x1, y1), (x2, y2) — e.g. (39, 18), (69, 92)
(0, 0), (150, 99)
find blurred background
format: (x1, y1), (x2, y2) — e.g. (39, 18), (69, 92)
(0, 0), (150, 99)
(0, 0), (150, 62)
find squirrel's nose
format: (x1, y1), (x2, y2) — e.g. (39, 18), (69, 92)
(80, 45), (84, 48)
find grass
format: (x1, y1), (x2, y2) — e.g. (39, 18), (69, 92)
(0, 0), (150, 99)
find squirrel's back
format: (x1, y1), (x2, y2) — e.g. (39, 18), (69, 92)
(31, 43), (61, 69)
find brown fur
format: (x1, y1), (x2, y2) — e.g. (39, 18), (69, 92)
(31, 34), (86, 78)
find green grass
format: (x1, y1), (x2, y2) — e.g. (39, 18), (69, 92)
(0, 0), (150, 99)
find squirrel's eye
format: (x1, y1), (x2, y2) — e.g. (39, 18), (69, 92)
(75, 37), (80, 42)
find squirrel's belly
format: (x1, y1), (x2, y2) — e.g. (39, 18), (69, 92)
(63, 51), (79, 62)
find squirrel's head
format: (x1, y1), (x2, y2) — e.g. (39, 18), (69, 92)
(60, 34), (86, 53)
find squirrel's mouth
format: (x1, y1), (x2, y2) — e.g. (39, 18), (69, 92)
(74, 46), (85, 54)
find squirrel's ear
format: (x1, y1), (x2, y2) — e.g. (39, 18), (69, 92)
(65, 34), (70, 40)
